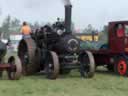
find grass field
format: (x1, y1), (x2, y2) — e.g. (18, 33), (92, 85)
(0, 67), (128, 96)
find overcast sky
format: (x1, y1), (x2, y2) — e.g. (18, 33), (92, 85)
(0, 0), (128, 30)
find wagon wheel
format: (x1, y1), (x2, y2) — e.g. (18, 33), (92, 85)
(79, 51), (95, 78)
(114, 56), (128, 76)
(7, 56), (22, 80)
(18, 38), (40, 75)
(45, 51), (60, 79)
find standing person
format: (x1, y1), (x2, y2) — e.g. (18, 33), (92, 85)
(116, 24), (124, 38)
(55, 18), (61, 27)
(21, 21), (32, 39)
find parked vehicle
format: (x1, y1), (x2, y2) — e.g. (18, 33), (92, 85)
(18, 4), (95, 79)
(88, 21), (128, 76)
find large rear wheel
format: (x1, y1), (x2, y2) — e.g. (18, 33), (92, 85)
(18, 38), (40, 75)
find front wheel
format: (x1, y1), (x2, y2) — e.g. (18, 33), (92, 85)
(114, 56), (128, 76)
(45, 51), (60, 79)
(79, 51), (95, 78)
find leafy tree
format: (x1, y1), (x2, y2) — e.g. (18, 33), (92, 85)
(83, 24), (97, 34)
(10, 18), (21, 32)
(28, 21), (40, 32)
(32, 22), (40, 31)
(99, 25), (108, 43)
(0, 15), (21, 39)
(1, 15), (11, 39)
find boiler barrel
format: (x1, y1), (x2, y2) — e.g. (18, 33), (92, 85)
(55, 35), (80, 53)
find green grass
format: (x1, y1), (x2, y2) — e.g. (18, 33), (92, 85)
(0, 68), (128, 96)
(0, 49), (127, 96)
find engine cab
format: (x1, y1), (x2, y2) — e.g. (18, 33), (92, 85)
(109, 21), (128, 53)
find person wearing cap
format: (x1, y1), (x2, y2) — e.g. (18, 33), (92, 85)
(21, 21), (31, 39)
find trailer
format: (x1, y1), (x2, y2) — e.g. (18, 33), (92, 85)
(0, 41), (22, 80)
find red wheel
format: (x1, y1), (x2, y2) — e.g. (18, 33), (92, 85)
(115, 57), (128, 76)
(118, 59), (127, 75)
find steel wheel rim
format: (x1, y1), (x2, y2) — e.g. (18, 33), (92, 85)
(79, 51), (95, 78)
(47, 56), (54, 74)
(18, 38), (39, 75)
(8, 56), (22, 80)
(46, 51), (59, 79)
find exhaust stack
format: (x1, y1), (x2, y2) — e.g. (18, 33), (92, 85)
(65, 5), (72, 33)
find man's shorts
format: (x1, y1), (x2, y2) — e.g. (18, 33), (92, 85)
(23, 35), (31, 39)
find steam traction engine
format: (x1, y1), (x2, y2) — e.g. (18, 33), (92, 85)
(18, 5), (95, 79)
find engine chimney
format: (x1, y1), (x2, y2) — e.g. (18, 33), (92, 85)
(65, 5), (72, 33)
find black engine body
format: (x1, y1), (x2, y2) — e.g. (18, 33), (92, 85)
(32, 24), (80, 55)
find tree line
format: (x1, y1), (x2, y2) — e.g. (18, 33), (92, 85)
(0, 15), (108, 42)
(0, 15), (41, 39)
